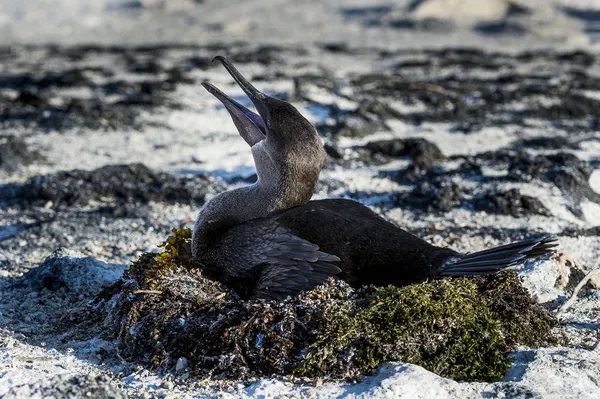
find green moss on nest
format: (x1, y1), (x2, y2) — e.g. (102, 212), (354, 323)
(97, 230), (556, 383)
(297, 273), (555, 381)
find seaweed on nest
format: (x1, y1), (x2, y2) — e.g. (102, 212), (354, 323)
(95, 227), (557, 382)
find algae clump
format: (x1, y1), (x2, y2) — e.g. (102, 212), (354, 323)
(296, 276), (545, 381)
(97, 228), (556, 382)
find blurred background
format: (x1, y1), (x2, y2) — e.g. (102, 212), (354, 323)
(0, 0), (598, 49)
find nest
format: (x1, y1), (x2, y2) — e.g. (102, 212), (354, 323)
(94, 227), (556, 382)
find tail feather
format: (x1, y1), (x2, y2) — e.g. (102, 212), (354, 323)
(439, 235), (557, 277)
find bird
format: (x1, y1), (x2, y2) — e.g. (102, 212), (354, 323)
(192, 56), (558, 301)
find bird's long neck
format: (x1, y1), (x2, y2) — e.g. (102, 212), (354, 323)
(191, 179), (312, 261)
(196, 183), (274, 233)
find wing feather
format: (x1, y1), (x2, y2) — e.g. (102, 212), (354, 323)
(219, 219), (341, 300)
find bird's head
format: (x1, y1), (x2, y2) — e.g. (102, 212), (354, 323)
(202, 56), (325, 205)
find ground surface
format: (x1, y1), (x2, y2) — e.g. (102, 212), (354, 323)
(1, 0), (600, 398)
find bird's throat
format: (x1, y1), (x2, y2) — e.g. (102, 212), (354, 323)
(191, 183), (277, 261)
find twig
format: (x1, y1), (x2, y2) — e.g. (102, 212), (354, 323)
(132, 290), (163, 295)
(556, 269), (600, 316)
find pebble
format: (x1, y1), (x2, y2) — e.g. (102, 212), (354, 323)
(161, 380), (174, 390)
(175, 357), (188, 372)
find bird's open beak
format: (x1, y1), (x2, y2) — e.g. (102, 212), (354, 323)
(202, 56), (269, 146)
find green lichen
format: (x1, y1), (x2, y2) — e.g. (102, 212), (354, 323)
(98, 229), (557, 383)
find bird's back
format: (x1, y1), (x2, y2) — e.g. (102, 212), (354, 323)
(269, 199), (458, 287)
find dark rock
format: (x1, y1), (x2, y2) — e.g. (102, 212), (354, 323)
(517, 136), (576, 150)
(365, 138), (445, 169)
(508, 153), (590, 182)
(562, 7), (600, 23)
(561, 226), (600, 237)
(345, 49), (600, 128)
(316, 116), (382, 139)
(294, 74), (339, 101)
(185, 55), (213, 70)
(323, 141), (343, 159)
(508, 152), (599, 217)
(95, 203), (153, 218)
(127, 59), (162, 74)
(107, 0), (143, 10)
(474, 21), (527, 36)
(394, 176), (462, 212)
(388, 18), (455, 32)
(356, 99), (407, 121)
(4, 163), (223, 208)
(228, 45), (285, 65)
(365, 138), (407, 157)
(473, 189), (552, 216)
(321, 42), (350, 53)
(15, 90), (45, 107)
(0, 51), (192, 130)
(547, 168), (600, 217)
(536, 94), (600, 120)
(0, 135), (44, 171)
(556, 50), (595, 66)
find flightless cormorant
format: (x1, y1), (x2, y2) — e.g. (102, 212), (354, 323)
(192, 56), (558, 300)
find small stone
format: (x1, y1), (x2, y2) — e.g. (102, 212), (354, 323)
(175, 357), (188, 372)
(161, 380), (174, 390)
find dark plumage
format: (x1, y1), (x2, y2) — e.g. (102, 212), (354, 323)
(193, 57), (558, 300)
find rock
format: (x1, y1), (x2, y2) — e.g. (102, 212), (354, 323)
(3, 163), (223, 208)
(395, 176), (462, 212)
(0, 62), (184, 131)
(323, 140), (343, 160)
(518, 136), (577, 150)
(365, 138), (445, 169)
(3, 374), (127, 399)
(508, 153), (600, 217)
(19, 248), (127, 295)
(473, 188), (552, 216)
(0, 135), (44, 171)
(175, 357), (188, 373)
(518, 253), (589, 304)
(316, 115), (382, 139)
(312, 100), (403, 140)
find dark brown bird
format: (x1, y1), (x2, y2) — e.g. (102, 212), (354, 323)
(192, 56), (558, 300)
